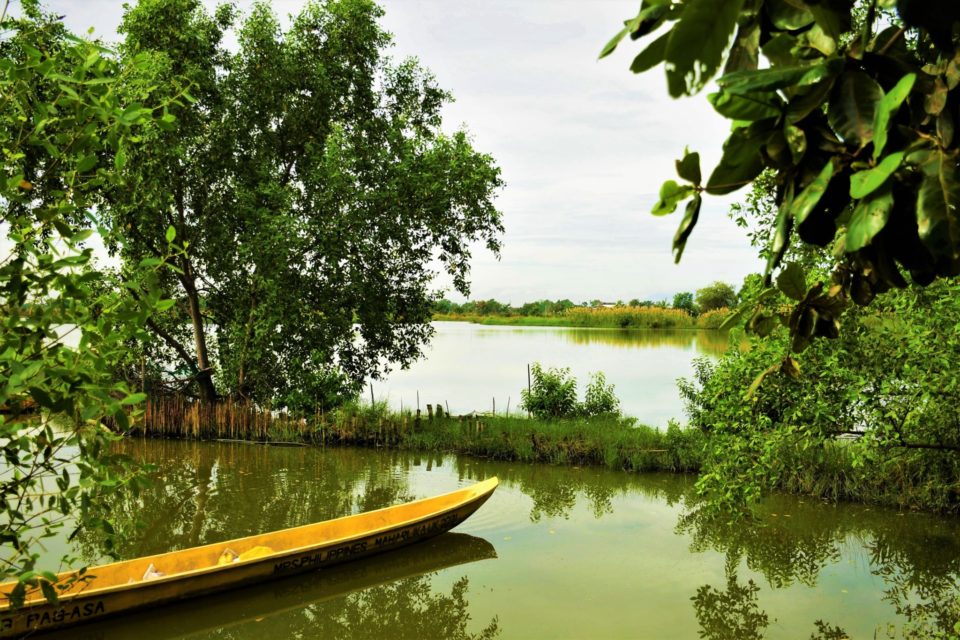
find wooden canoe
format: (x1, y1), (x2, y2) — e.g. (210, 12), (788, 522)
(55, 533), (497, 640)
(0, 477), (498, 637)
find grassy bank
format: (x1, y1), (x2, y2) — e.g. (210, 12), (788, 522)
(434, 305), (730, 330)
(134, 397), (960, 514)
(136, 397), (703, 472)
(767, 439), (960, 514)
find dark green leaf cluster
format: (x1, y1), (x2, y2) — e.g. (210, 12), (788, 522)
(606, 0), (960, 347)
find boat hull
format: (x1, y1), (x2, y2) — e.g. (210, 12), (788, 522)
(0, 477), (498, 637)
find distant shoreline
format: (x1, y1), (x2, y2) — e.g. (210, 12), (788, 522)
(431, 308), (729, 330)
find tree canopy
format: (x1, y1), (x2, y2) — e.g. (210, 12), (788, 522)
(604, 0), (960, 353)
(695, 281), (737, 312)
(107, 0), (504, 407)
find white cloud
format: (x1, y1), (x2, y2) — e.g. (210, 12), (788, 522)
(44, 0), (764, 302)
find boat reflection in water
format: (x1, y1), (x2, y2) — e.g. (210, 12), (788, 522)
(52, 533), (499, 640)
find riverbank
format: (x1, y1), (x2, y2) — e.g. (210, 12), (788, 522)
(135, 397), (703, 473)
(433, 305), (729, 330)
(133, 397), (960, 514)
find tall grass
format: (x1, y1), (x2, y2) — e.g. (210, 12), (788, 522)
(770, 439), (960, 514)
(435, 305), (727, 330)
(695, 307), (731, 329)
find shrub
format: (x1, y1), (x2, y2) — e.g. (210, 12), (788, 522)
(521, 363), (622, 419)
(582, 371), (621, 416)
(521, 364), (579, 418)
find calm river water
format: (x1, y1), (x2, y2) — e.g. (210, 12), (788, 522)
(46, 440), (960, 639)
(371, 322), (730, 426)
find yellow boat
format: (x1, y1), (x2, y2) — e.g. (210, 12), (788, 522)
(51, 533), (497, 640)
(0, 477), (498, 637)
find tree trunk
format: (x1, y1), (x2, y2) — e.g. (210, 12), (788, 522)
(180, 257), (217, 403)
(236, 296), (257, 397)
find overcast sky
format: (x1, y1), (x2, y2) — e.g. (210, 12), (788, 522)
(45, 0), (764, 304)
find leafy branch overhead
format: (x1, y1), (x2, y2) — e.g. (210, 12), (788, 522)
(604, 0), (960, 351)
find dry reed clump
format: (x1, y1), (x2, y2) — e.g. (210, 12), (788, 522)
(561, 306), (696, 329)
(695, 307), (731, 329)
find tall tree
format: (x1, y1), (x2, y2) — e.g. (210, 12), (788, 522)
(107, 0), (503, 407)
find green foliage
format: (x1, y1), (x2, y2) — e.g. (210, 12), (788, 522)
(0, 6), (174, 599)
(520, 364), (622, 419)
(695, 282), (737, 312)
(520, 364), (579, 419)
(692, 561), (769, 640)
(581, 372), (621, 417)
(679, 279), (960, 513)
(607, 0), (960, 347)
(106, 0), (504, 407)
(672, 291), (696, 314)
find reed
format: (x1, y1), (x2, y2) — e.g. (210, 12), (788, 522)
(435, 306), (727, 330)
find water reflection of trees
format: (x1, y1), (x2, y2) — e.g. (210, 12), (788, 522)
(680, 497), (960, 637)
(449, 457), (695, 522)
(75, 440), (416, 562)
(560, 328), (732, 356)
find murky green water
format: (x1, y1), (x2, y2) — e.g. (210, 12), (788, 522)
(372, 322), (730, 426)
(45, 440), (960, 639)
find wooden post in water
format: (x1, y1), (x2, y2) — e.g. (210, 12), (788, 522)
(492, 397), (495, 416)
(415, 391), (421, 428)
(427, 404), (434, 419)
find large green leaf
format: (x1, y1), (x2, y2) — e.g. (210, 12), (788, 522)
(652, 179), (694, 216)
(723, 17), (760, 74)
(673, 193), (702, 262)
(828, 71), (883, 148)
(785, 78), (835, 123)
(664, 0), (745, 97)
(849, 151), (904, 199)
(776, 262), (807, 301)
(808, 3), (850, 45)
(872, 73), (915, 161)
(630, 31), (670, 73)
(707, 90), (782, 121)
(675, 149), (701, 185)
(765, 0), (815, 30)
(916, 151), (960, 260)
(924, 77), (948, 116)
(761, 33), (799, 68)
(846, 185), (894, 252)
(765, 193), (794, 276)
(599, 27), (629, 59)
(791, 158), (836, 225)
(785, 124), (806, 164)
(719, 59), (841, 95)
(705, 120), (773, 195)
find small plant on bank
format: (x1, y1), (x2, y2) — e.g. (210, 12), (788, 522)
(521, 363), (622, 419)
(581, 371), (621, 417)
